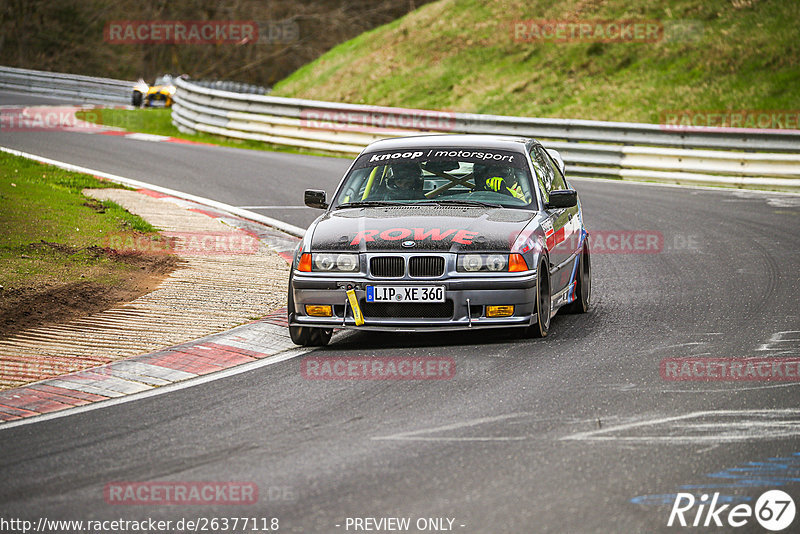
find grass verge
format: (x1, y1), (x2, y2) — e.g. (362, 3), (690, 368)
(272, 0), (800, 124)
(0, 151), (177, 337)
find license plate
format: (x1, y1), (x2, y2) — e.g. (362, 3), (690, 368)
(366, 285), (445, 303)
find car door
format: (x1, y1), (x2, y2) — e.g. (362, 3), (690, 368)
(530, 145), (580, 296)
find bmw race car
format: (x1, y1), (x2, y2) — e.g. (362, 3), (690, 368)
(132, 75), (176, 107)
(288, 135), (591, 346)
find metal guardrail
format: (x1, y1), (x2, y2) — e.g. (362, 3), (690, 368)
(3, 67), (798, 190)
(189, 79), (270, 96)
(0, 66), (133, 105)
(172, 78), (800, 190)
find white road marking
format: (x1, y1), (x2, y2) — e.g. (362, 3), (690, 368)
(372, 412), (533, 442)
(0, 348), (310, 431)
(372, 414), (604, 442)
(562, 409), (800, 444)
(239, 206), (309, 209)
(0, 146), (306, 237)
(756, 330), (800, 351)
(124, 133), (171, 142)
(646, 342), (705, 353)
(694, 444), (720, 454)
(655, 382), (800, 393)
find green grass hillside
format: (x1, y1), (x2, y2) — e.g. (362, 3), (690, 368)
(272, 0), (800, 124)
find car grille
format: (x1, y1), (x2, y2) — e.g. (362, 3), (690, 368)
(361, 300), (454, 319)
(370, 256), (404, 277)
(408, 256), (445, 277)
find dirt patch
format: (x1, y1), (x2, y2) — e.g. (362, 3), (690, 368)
(82, 198), (108, 213)
(0, 242), (179, 339)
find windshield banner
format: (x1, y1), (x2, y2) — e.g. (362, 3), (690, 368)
(354, 148), (526, 169)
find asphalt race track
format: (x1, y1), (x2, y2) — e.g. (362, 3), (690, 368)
(1, 92), (799, 533)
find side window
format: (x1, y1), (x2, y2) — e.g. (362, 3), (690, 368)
(529, 147), (549, 203)
(537, 146), (567, 191)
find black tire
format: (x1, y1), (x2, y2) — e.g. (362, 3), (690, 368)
(287, 278), (332, 347)
(307, 327), (333, 346)
(132, 91), (142, 107)
(515, 259), (551, 338)
(530, 260), (551, 337)
(562, 243), (591, 314)
(290, 324), (332, 346)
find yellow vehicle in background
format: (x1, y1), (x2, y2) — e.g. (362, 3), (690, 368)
(132, 75), (176, 107)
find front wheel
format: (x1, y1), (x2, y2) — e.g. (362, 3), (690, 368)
(530, 260), (551, 337)
(287, 280), (332, 346)
(289, 325), (332, 346)
(515, 259), (551, 338)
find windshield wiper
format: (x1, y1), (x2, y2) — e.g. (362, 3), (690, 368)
(416, 199), (504, 208)
(336, 200), (415, 208)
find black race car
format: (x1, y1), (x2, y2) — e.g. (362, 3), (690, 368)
(288, 135), (591, 346)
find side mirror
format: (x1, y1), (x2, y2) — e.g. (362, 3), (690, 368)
(546, 189), (577, 209)
(304, 189), (328, 209)
(546, 148), (566, 176)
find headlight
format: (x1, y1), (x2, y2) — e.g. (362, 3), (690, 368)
(461, 254), (483, 272)
(486, 254), (507, 271)
(336, 253), (357, 271)
(457, 254), (523, 273)
(312, 253), (359, 272)
(314, 254), (335, 271)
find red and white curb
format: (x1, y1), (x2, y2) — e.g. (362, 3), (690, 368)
(95, 129), (217, 147)
(0, 308), (301, 427)
(0, 147), (307, 427)
(133, 187), (300, 262)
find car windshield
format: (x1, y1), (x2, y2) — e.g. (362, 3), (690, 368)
(332, 147), (535, 208)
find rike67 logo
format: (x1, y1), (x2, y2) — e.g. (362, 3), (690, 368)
(668, 490), (795, 531)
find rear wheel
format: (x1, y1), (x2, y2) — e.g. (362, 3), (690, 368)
(132, 91), (142, 107)
(563, 243), (591, 314)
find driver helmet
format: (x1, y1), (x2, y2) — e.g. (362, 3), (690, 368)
(388, 163), (423, 192)
(473, 164), (513, 192)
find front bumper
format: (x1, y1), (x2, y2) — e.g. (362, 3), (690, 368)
(289, 270), (538, 332)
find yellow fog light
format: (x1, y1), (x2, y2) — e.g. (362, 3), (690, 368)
(305, 305), (332, 317)
(486, 305), (514, 318)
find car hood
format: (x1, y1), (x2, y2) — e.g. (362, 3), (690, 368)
(310, 206), (536, 252)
